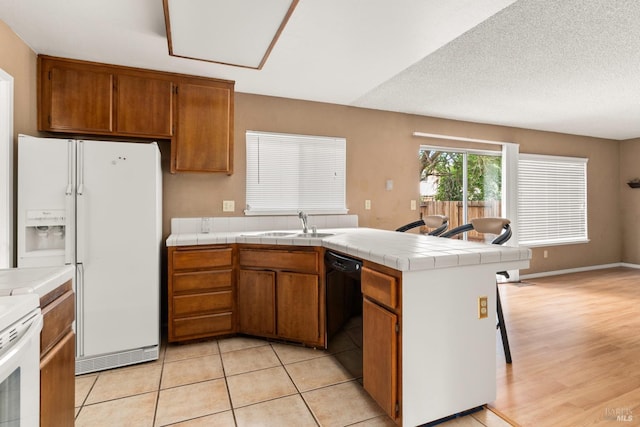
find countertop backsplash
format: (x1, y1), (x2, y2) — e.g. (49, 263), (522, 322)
(170, 215), (359, 234)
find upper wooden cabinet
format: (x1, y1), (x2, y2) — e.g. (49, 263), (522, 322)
(38, 56), (173, 138)
(41, 61), (115, 133)
(116, 74), (174, 137)
(37, 55), (234, 173)
(172, 81), (234, 173)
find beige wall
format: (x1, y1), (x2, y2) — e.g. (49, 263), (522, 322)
(0, 21), (626, 275)
(166, 93), (622, 275)
(620, 138), (640, 263)
(0, 20), (38, 140)
(1, 20), (38, 264)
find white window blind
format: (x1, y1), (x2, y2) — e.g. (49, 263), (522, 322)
(518, 154), (588, 246)
(245, 131), (347, 215)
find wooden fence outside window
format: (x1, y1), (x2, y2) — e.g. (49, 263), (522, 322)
(420, 200), (502, 242)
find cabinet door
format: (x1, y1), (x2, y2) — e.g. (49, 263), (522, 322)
(172, 82), (233, 173)
(40, 331), (75, 427)
(45, 64), (114, 133)
(363, 298), (398, 420)
(277, 272), (320, 343)
(238, 270), (275, 336)
(116, 74), (173, 137)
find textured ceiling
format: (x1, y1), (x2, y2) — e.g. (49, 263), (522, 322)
(356, 0), (640, 140)
(1, 0), (639, 140)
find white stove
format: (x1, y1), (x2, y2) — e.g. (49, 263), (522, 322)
(0, 293), (42, 427)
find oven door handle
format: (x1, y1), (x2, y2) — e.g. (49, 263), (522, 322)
(0, 313), (43, 378)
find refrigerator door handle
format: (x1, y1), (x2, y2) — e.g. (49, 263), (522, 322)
(76, 189), (85, 264)
(76, 263), (84, 358)
(77, 140), (84, 195)
(76, 141), (85, 263)
(65, 139), (74, 195)
(64, 193), (74, 265)
(65, 139), (76, 265)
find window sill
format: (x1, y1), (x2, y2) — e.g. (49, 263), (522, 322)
(518, 238), (590, 248)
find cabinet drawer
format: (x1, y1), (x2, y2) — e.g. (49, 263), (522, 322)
(173, 270), (232, 293)
(172, 312), (233, 340)
(239, 249), (318, 273)
(173, 291), (233, 317)
(41, 290), (75, 357)
(173, 248), (232, 270)
(362, 267), (398, 309)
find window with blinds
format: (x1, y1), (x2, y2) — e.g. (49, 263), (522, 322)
(245, 131), (347, 215)
(518, 154), (588, 246)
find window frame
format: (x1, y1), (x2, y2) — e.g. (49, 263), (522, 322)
(419, 144), (504, 228)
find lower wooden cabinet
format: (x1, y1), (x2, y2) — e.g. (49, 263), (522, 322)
(165, 244), (407, 420)
(40, 331), (75, 427)
(168, 245), (235, 342)
(362, 264), (401, 422)
(39, 280), (75, 427)
(237, 247), (324, 347)
(277, 272), (320, 343)
(237, 269), (276, 336)
(363, 298), (398, 419)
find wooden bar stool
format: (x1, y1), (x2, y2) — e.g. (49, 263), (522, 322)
(395, 214), (449, 236)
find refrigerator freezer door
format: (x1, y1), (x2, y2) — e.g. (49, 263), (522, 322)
(76, 140), (160, 357)
(17, 135), (76, 268)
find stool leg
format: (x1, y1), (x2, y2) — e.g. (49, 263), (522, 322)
(496, 285), (512, 364)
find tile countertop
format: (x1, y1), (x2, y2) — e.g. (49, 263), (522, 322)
(0, 265), (75, 297)
(166, 227), (531, 272)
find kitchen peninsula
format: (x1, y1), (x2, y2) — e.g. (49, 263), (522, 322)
(166, 218), (530, 426)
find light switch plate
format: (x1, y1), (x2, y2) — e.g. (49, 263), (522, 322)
(222, 200), (235, 212)
(410, 200), (417, 210)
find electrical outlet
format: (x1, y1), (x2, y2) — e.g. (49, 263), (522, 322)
(543, 250), (548, 259)
(410, 200), (417, 210)
(222, 200), (235, 212)
(365, 200), (371, 210)
(478, 296), (488, 319)
(200, 218), (211, 233)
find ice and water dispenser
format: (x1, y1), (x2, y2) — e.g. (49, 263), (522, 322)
(23, 209), (66, 252)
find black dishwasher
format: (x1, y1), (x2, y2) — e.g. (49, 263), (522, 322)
(325, 251), (363, 342)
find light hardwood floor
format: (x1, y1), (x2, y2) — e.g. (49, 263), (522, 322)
(491, 267), (640, 426)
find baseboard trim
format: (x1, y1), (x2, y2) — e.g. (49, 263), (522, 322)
(520, 262), (640, 280)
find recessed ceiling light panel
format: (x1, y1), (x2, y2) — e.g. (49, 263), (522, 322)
(164, 0), (298, 69)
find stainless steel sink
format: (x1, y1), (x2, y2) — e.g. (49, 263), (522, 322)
(294, 232), (334, 238)
(256, 232), (296, 237)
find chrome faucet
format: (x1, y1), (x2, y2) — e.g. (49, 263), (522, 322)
(298, 211), (309, 234)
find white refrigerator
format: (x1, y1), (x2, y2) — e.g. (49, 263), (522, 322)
(17, 134), (162, 375)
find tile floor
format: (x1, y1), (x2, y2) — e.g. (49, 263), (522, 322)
(74, 318), (511, 426)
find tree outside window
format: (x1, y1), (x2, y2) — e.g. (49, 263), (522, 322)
(419, 148), (502, 239)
